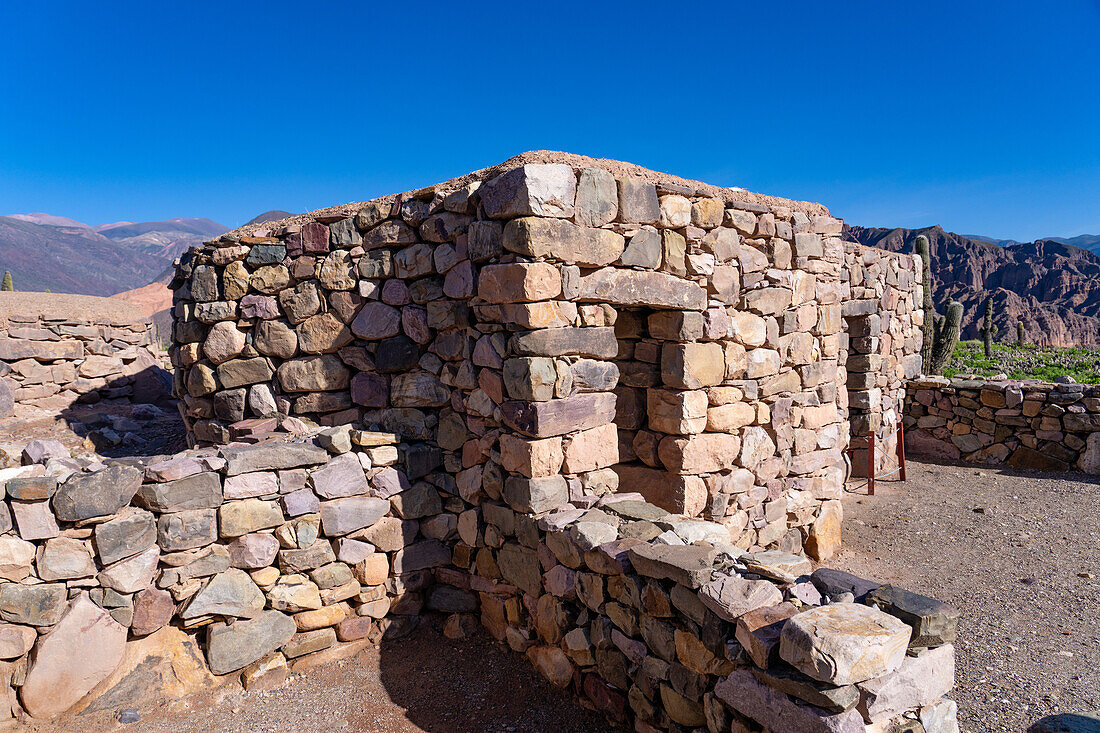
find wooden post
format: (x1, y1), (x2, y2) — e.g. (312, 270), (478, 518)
(867, 429), (876, 496)
(897, 424), (907, 482)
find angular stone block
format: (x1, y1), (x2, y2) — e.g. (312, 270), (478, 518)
(480, 163), (576, 219)
(780, 604), (912, 685)
(573, 268), (706, 310)
(477, 263), (562, 304)
(864, 584), (960, 646)
(501, 393), (617, 438)
(503, 217), (624, 266)
(502, 475), (569, 514)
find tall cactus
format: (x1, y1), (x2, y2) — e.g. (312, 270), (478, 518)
(928, 300), (963, 375)
(914, 234), (962, 375)
(1, 271), (13, 292)
(915, 235), (935, 370)
(980, 297), (998, 357)
(1017, 320), (1025, 346)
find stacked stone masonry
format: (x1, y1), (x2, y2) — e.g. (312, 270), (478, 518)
(169, 158), (915, 560)
(0, 425), (959, 731)
(0, 312), (164, 413)
(840, 244), (923, 477)
(905, 375), (1100, 472)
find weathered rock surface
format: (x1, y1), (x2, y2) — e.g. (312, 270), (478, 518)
(780, 603), (912, 685)
(21, 594), (128, 719)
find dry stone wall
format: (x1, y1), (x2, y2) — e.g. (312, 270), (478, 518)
(171, 159), (865, 561)
(840, 244), (922, 477)
(0, 312), (164, 414)
(0, 425), (959, 731)
(905, 375), (1100, 472)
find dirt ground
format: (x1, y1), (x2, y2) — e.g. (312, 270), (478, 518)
(18, 621), (618, 733)
(834, 458), (1100, 733)
(0, 401), (186, 465)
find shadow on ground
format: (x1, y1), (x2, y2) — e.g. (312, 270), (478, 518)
(56, 364), (184, 458)
(378, 619), (621, 733)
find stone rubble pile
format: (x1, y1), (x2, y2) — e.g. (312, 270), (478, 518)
(906, 375), (1100, 472)
(469, 492), (960, 733)
(0, 312), (166, 414)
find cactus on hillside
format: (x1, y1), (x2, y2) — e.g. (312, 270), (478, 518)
(1017, 320), (1026, 346)
(914, 234), (963, 375)
(1, 271), (13, 292)
(980, 298), (998, 357)
(928, 300), (963, 375)
(914, 235), (935, 370)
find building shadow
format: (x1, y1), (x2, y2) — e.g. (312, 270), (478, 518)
(1027, 713), (1100, 733)
(377, 615), (622, 733)
(55, 364), (185, 458)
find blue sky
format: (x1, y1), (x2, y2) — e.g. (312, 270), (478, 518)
(1, 1), (1098, 240)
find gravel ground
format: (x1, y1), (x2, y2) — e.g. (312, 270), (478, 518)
(833, 458), (1100, 733)
(19, 621), (618, 733)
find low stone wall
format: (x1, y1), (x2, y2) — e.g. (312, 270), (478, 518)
(0, 310), (166, 414)
(905, 376), (1100, 471)
(0, 424), (957, 730)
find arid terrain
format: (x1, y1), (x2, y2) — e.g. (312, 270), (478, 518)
(847, 224), (1100, 348)
(835, 459), (1100, 732)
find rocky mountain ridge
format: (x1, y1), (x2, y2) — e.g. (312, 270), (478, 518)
(0, 214), (228, 296)
(845, 224), (1100, 347)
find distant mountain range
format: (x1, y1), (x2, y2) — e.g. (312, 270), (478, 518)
(965, 232), (1100, 253)
(0, 213), (229, 296)
(846, 225), (1100, 347)
(5, 207), (1100, 349)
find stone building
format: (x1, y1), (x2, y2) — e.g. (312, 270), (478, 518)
(170, 152), (922, 560)
(0, 154), (958, 730)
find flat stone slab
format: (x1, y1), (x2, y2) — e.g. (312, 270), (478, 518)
(601, 500), (670, 523)
(222, 441), (329, 476)
(698, 573), (783, 622)
(205, 610), (297, 675)
(715, 668), (866, 733)
(628, 543), (717, 589)
(20, 594), (127, 718)
(810, 568), (881, 602)
(744, 550), (813, 582)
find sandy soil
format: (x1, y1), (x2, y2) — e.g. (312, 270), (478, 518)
(834, 458), (1100, 733)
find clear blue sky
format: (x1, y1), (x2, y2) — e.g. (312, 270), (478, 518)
(2, 1), (1099, 240)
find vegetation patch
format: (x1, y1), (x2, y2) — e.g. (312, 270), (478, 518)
(946, 339), (1100, 383)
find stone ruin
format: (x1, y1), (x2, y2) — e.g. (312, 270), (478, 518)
(0, 153), (959, 732)
(0, 297), (167, 415)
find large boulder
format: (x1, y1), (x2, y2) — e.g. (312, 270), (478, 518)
(21, 594), (127, 718)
